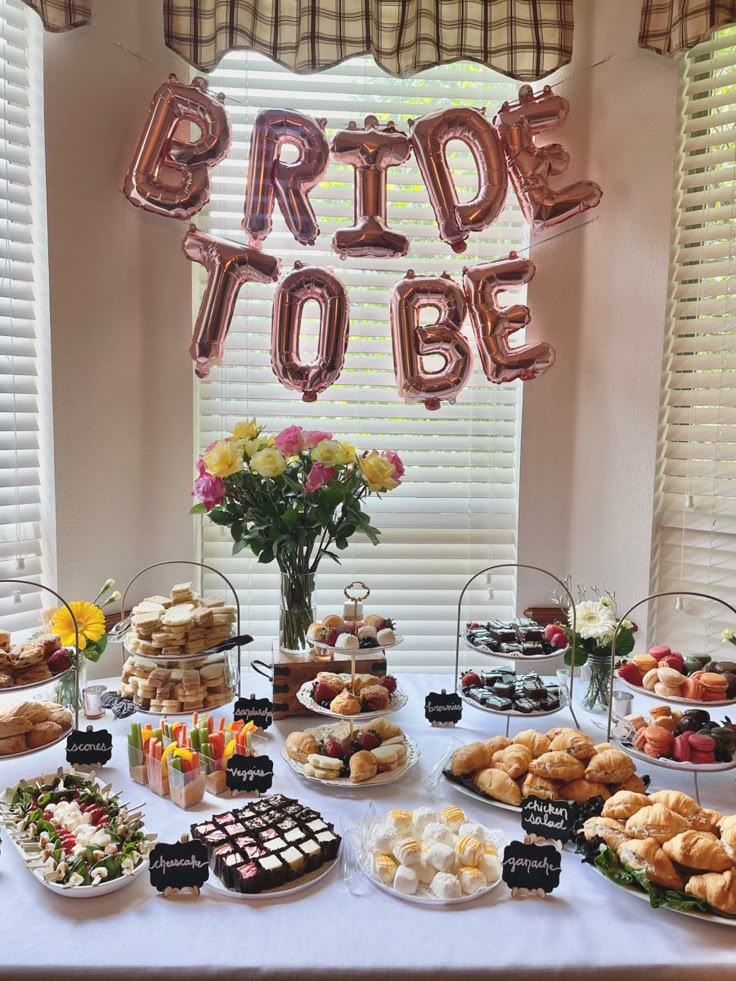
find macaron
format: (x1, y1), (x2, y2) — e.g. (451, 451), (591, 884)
(700, 672), (729, 696)
(654, 683), (681, 698)
(624, 714), (647, 731)
(690, 749), (716, 764)
(721, 671), (736, 699)
(642, 668), (660, 691)
(689, 732), (716, 753)
(649, 705), (672, 719)
(681, 677), (702, 700)
(712, 661), (736, 674)
(659, 652), (685, 672)
(642, 725), (674, 749)
(649, 645), (671, 661)
(672, 734), (692, 762)
(658, 666), (686, 686)
(632, 654), (659, 674)
(651, 716), (678, 733)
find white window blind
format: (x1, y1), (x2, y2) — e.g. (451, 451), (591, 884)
(195, 54), (529, 669)
(650, 26), (736, 651)
(0, 0), (53, 630)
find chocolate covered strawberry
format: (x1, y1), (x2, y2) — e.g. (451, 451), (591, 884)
(356, 730), (381, 751)
(379, 675), (397, 694)
(313, 682), (341, 706)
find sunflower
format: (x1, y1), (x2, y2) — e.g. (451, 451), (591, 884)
(51, 601), (106, 650)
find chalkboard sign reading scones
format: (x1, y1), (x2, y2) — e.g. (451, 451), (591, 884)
(502, 839), (561, 895)
(149, 838), (209, 895)
(226, 753), (274, 793)
(65, 728), (113, 767)
(234, 694), (273, 730)
(521, 797), (579, 843)
(424, 690), (462, 727)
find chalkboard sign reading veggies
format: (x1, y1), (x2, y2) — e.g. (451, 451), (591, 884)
(149, 837), (209, 896)
(424, 690), (463, 727)
(65, 728), (113, 767)
(225, 753), (274, 794)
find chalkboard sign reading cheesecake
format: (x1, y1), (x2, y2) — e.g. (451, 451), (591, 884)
(149, 836), (209, 896)
(502, 839), (561, 895)
(234, 693), (273, 730)
(65, 727), (113, 767)
(521, 797), (579, 843)
(225, 753), (274, 793)
(424, 690), (462, 727)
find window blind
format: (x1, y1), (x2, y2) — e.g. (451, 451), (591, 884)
(650, 26), (736, 651)
(0, 0), (52, 630)
(195, 54), (529, 669)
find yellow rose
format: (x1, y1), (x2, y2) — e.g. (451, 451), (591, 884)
(311, 439), (342, 467)
(336, 441), (356, 463)
(242, 435), (273, 458)
(251, 447), (287, 478)
(203, 440), (243, 478)
(359, 450), (400, 492)
(232, 418), (259, 441)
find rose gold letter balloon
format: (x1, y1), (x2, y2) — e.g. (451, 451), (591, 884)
(390, 270), (472, 410)
(495, 85), (602, 230)
(183, 225), (281, 379)
(271, 263), (349, 402)
(410, 106), (507, 254)
(463, 253), (555, 384)
(124, 74), (231, 220)
(243, 109), (329, 247)
(330, 115), (411, 258)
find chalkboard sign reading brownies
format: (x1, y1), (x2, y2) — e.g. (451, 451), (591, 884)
(225, 753), (274, 793)
(65, 728), (113, 767)
(234, 694), (273, 730)
(502, 840), (562, 894)
(149, 838), (209, 895)
(425, 690), (463, 726)
(521, 797), (579, 843)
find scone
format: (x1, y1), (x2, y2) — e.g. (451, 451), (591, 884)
(360, 685), (391, 712)
(349, 750), (378, 783)
(329, 690), (362, 715)
(26, 721), (63, 749)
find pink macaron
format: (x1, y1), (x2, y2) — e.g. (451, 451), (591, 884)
(672, 734), (692, 762)
(688, 733), (715, 753)
(649, 645), (671, 661)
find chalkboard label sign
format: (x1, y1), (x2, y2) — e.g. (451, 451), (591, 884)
(234, 695), (273, 730)
(424, 691), (462, 726)
(65, 728), (113, 767)
(502, 840), (562, 894)
(521, 797), (578, 843)
(225, 753), (274, 793)
(149, 840), (209, 893)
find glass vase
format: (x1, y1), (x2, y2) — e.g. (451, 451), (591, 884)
(279, 572), (315, 654)
(581, 652), (613, 714)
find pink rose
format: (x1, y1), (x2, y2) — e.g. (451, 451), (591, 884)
(192, 461), (226, 510)
(305, 461), (336, 493)
(303, 429), (333, 449)
(382, 450), (404, 482)
(274, 425), (306, 456)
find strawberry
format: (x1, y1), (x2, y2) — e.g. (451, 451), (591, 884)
(379, 675), (397, 694)
(321, 627), (340, 647)
(544, 624), (567, 648)
(461, 672), (481, 689)
(356, 731), (380, 751)
(323, 736), (350, 759)
(313, 682), (340, 706)
(48, 648), (72, 674)
(618, 662), (643, 687)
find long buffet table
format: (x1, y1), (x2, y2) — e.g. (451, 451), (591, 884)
(2, 672), (736, 980)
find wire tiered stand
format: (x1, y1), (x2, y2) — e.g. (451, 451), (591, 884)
(607, 590), (736, 804)
(453, 563), (579, 734)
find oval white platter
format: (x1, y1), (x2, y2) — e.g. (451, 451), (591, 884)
(615, 673), (736, 708)
(613, 737), (736, 773)
(592, 866), (736, 928)
(460, 689), (567, 719)
(0, 727), (72, 761)
(442, 773), (523, 813)
(0, 663), (75, 696)
(207, 854), (338, 901)
(461, 634), (566, 663)
(282, 735), (420, 789)
(28, 855), (150, 898)
(296, 679), (408, 721)
(307, 633), (404, 657)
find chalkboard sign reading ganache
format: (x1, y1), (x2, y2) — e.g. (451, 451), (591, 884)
(65, 728), (113, 767)
(521, 797), (579, 843)
(502, 840), (562, 894)
(234, 694), (273, 730)
(424, 690), (463, 727)
(149, 838), (209, 894)
(225, 753), (274, 793)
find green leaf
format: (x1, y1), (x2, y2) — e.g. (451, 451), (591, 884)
(189, 503), (207, 515)
(563, 646), (588, 667)
(232, 538), (251, 555)
(258, 547), (274, 565)
(613, 629), (635, 658)
(208, 508), (233, 527)
(336, 538), (348, 550)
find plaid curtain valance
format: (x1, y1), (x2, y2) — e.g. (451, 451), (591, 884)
(20, 0), (91, 31)
(639, 0), (736, 55)
(162, 0), (574, 80)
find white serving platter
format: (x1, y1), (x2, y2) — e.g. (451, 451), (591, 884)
(207, 854), (338, 901)
(296, 679), (408, 721)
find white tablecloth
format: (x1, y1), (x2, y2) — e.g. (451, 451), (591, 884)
(2, 672), (736, 980)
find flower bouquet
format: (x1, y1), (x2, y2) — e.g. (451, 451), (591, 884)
(192, 420), (403, 652)
(550, 580), (635, 713)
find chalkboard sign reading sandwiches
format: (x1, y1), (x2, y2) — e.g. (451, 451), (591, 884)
(521, 797), (579, 843)
(502, 839), (562, 895)
(149, 837), (209, 896)
(65, 728), (113, 767)
(424, 690), (463, 727)
(225, 753), (274, 794)
(234, 694), (273, 730)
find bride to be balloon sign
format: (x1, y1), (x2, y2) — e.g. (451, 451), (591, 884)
(124, 75), (601, 409)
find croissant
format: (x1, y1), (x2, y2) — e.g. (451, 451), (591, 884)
(549, 730), (596, 761)
(528, 751), (585, 782)
(484, 734), (512, 755)
(685, 869), (736, 915)
(611, 774), (647, 795)
(718, 821), (736, 861)
(625, 803), (690, 843)
(602, 790), (651, 822)
(450, 741), (492, 777)
(593, 742), (614, 754)
(662, 830), (734, 872)
(546, 725), (578, 740)
(285, 730), (318, 763)
(690, 808), (724, 835)
(618, 837), (683, 891)
(472, 766), (522, 807)
(582, 816), (631, 853)
(519, 772), (558, 800)
(648, 789), (700, 821)
(512, 729), (550, 758)
(492, 744), (532, 779)
(558, 779), (611, 803)
(584, 749), (635, 785)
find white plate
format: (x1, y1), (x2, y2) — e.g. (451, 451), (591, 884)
(443, 773), (523, 813)
(592, 866), (736, 927)
(613, 737), (736, 773)
(616, 673), (736, 708)
(296, 679), (408, 720)
(461, 634), (566, 663)
(460, 688), (567, 719)
(0, 664), (75, 696)
(207, 854), (338, 900)
(307, 634), (404, 657)
(281, 734), (420, 789)
(0, 727), (72, 760)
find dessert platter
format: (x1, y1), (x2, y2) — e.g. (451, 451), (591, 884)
(0, 700), (74, 759)
(283, 717), (419, 788)
(0, 630), (75, 693)
(616, 646), (736, 706)
(307, 612), (403, 656)
(613, 705), (736, 773)
(463, 618), (566, 663)
(193, 793), (341, 898)
(0, 768), (155, 896)
(579, 788), (736, 924)
(443, 729), (647, 812)
(356, 804), (504, 906)
(459, 668), (566, 718)
(296, 671), (407, 720)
